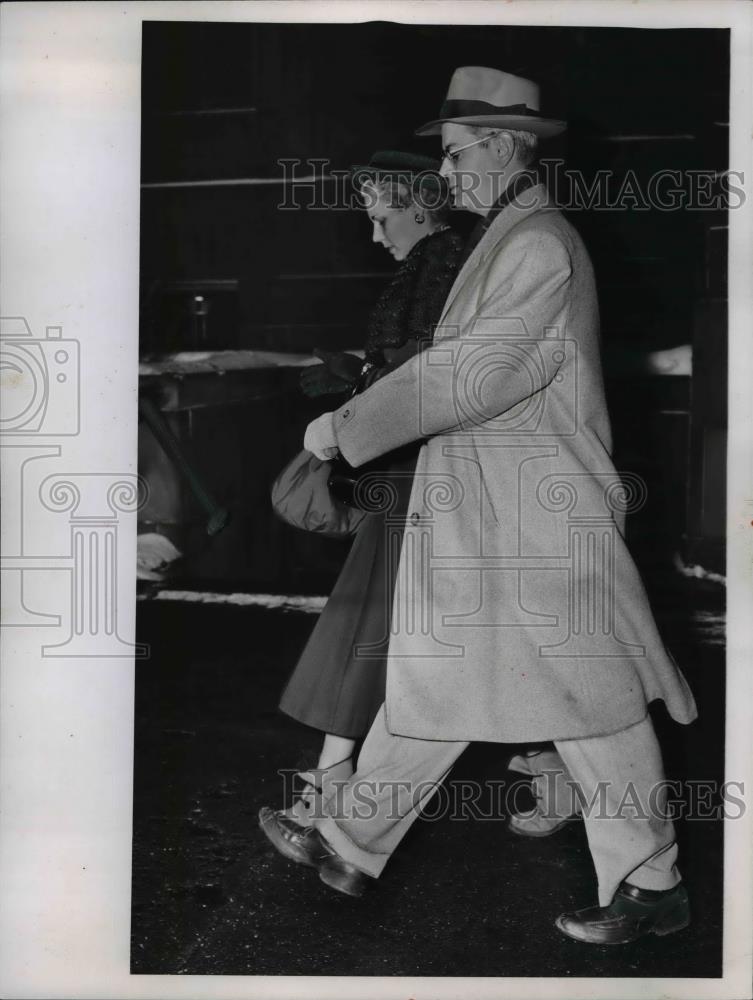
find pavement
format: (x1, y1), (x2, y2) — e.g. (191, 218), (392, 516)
(131, 574), (724, 977)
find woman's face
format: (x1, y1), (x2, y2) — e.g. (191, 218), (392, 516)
(363, 184), (425, 262)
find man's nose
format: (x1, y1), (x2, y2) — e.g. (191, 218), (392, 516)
(439, 158), (451, 179)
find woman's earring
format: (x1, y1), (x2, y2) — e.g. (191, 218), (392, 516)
(414, 212), (425, 224)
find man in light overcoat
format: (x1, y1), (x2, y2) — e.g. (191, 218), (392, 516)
(288, 67), (698, 944)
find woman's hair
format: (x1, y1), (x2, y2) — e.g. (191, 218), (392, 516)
(468, 126), (539, 168)
(359, 175), (451, 226)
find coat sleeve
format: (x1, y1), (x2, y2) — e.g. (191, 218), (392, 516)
(332, 228), (574, 468)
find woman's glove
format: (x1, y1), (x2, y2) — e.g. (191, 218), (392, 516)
(299, 348), (363, 398)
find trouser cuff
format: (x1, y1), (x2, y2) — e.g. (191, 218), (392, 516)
(314, 815), (390, 879)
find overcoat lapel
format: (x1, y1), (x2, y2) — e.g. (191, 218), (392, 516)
(437, 183), (553, 328)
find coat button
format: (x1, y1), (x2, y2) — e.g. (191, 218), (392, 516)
(410, 512), (420, 524)
(342, 409), (350, 418)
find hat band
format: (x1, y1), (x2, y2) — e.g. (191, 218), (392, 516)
(439, 99), (538, 119)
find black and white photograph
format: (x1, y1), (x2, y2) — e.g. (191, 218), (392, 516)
(2, 2), (753, 998)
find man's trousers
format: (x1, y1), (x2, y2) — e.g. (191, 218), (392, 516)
(314, 705), (681, 907)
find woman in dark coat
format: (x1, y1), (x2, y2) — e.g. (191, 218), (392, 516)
(259, 152), (464, 858)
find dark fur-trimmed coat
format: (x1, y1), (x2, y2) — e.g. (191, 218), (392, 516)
(361, 227), (465, 382)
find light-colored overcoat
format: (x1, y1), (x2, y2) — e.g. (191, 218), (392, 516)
(332, 184), (698, 742)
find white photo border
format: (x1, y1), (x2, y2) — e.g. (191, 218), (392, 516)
(1, 2), (751, 998)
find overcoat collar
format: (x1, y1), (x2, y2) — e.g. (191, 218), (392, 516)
(438, 182), (553, 324)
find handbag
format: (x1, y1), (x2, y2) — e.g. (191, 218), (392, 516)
(327, 444), (419, 512)
(271, 448), (365, 537)
(325, 362), (421, 513)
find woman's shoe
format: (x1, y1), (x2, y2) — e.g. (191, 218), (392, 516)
(508, 809), (572, 837)
(258, 756), (354, 863)
(285, 755), (354, 827)
(508, 757), (581, 837)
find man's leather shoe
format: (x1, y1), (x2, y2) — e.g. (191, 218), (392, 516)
(308, 829), (372, 897)
(555, 881), (690, 944)
(258, 807), (330, 868)
(259, 810), (371, 897)
(318, 852), (371, 898)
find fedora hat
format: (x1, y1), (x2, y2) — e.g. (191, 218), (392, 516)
(416, 66), (566, 138)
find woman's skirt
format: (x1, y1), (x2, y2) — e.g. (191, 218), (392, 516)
(278, 455), (414, 738)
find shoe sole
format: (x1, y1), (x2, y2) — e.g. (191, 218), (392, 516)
(258, 808), (317, 868)
(554, 909), (691, 945)
(652, 909), (692, 937)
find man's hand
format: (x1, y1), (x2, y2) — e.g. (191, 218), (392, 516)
(303, 411), (339, 461)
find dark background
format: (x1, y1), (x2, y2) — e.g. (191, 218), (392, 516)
(132, 21), (728, 977)
(137, 20), (728, 592)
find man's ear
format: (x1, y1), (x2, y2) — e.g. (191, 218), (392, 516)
(493, 131), (515, 164)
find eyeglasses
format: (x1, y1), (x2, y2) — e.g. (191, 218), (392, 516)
(441, 129), (505, 164)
